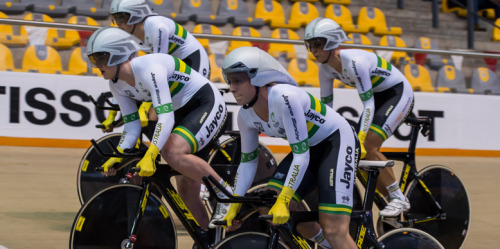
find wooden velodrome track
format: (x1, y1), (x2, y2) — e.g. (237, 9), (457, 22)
(0, 145), (498, 249)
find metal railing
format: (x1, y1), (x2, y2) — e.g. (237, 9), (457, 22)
(1, 17), (500, 59)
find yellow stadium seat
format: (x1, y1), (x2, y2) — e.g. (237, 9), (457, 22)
(0, 42), (14, 71)
(441, 0), (463, 14)
(66, 16), (99, 48)
(344, 33), (373, 52)
(288, 58), (319, 87)
(357, 7), (402, 36)
(324, 4), (369, 34)
(65, 47), (101, 76)
(192, 24), (223, 52)
(403, 63), (444, 92)
(323, 0), (351, 5)
(493, 18), (500, 41)
(20, 13), (79, 49)
(21, 44), (63, 74)
(0, 11), (29, 47)
(227, 26), (261, 54)
(209, 53), (225, 83)
(289, 2), (319, 27)
(254, 0), (301, 30)
(268, 28), (300, 60)
(379, 35), (410, 66)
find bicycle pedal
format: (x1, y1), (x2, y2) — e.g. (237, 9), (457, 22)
(381, 217), (403, 229)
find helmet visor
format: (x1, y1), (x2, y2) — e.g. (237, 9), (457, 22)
(112, 13), (131, 25)
(88, 52), (110, 68)
(305, 37), (328, 51)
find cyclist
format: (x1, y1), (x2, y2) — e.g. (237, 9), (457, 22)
(211, 46), (360, 249)
(87, 27), (232, 230)
(304, 17), (414, 217)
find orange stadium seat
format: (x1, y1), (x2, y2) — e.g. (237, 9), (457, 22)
(254, 0), (300, 30)
(357, 7), (402, 36)
(0, 11), (29, 47)
(436, 65), (472, 94)
(493, 18), (500, 41)
(23, 0), (68, 18)
(471, 67), (500, 95)
(288, 58), (319, 87)
(227, 26), (261, 54)
(20, 13), (80, 50)
(403, 63), (443, 92)
(378, 35), (410, 66)
(268, 28), (301, 60)
(21, 44), (63, 74)
(0, 42), (15, 71)
(323, 0), (350, 5)
(324, 4), (369, 34)
(64, 0), (109, 20)
(179, 0), (227, 26)
(209, 53), (225, 83)
(65, 46), (102, 76)
(289, 2), (319, 28)
(344, 33), (373, 52)
(217, 0), (265, 28)
(0, 0), (31, 14)
(146, 0), (190, 24)
(192, 24), (223, 52)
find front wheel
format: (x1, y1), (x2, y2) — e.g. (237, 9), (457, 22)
(378, 228), (444, 249)
(405, 165), (470, 249)
(69, 184), (176, 249)
(214, 232), (288, 249)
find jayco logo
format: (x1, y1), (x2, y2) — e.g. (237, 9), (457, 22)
(305, 110), (325, 124)
(340, 145), (354, 189)
(169, 35), (185, 45)
(171, 73), (190, 82)
(371, 68), (391, 77)
(205, 104), (224, 138)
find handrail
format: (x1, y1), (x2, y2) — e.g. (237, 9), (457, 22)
(1, 18), (500, 59)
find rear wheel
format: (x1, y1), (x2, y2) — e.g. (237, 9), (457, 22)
(378, 228), (444, 249)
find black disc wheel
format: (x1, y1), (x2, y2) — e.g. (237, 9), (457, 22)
(378, 228), (444, 249)
(214, 232), (288, 249)
(70, 184), (176, 249)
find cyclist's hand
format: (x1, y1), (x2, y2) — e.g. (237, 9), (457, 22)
(137, 144), (160, 177)
(268, 186), (294, 224)
(209, 196), (242, 229)
(101, 110), (118, 132)
(100, 146), (124, 176)
(138, 102), (152, 128)
(358, 131), (367, 159)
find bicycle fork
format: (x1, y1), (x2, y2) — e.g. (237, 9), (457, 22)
(122, 181), (152, 249)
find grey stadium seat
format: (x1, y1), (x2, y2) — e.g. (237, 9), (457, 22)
(64, 0), (109, 20)
(470, 67), (500, 95)
(436, 65), (472, 94)
(218, 0), (265, 28)
(22, 0), (68, 18)
(179, 0), (227, 26)
(145, 0), (190, 24)
(0, 0), (32, 15)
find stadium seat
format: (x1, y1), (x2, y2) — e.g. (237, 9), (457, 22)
(21, 44), (63, 74)
(289, 2), (319, 28)
(209, 53), (225, 83)
(146, 0), (190, 24)
(323, 0), (350, 5)
(227, 26), (261, 54)
(471, 67), (500, 95)
(436, 65), (472, 93)
(378, 35), (410, 66)
(0, 11), (29, 47)
(403, 63), (440, 92)
(66, 16), (99, 48)
(65, 46), (101, 76)
(21, 13), (80, 50)
(324, 4), (369, 34)
(268, 28), (300, 60)
(344, 33), (373, 52)
(414, 36), (451, 70)
(254, 0), (301, 30)
(217, 0), (265, 28)
(0, 0), (31, 14)
(289, 0), (318, 3)
(64, 0), (109, 20)
(493, 18), (500, 41)
(192, 24), (223, 52)
(442, 0), (495, 20)
(179, 0), (227, 26)
(101, 0), (112, 11)
(0, 42), (14, 71)
(287, 58), (319, 87)
(23, 0), (68, 18)
(357, 7), (402, 36)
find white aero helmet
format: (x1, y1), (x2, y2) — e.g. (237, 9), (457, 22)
(304, 17), (350, 50)
(110, 0), (157, 25)
(87, 27), (149, 66)
(222, 47), (298, 87)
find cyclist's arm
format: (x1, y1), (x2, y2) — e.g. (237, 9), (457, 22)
(149, 20), (171, 54)
(233, 112), (260, 196)
(348, 58), (375, 134)
(319, 65), (334, 108)
(111, 88), (142, 150)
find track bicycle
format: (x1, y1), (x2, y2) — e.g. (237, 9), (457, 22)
(76, 92), (278, 205)
(203, 160), (445, 249)
(353, 117), (470, 249)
